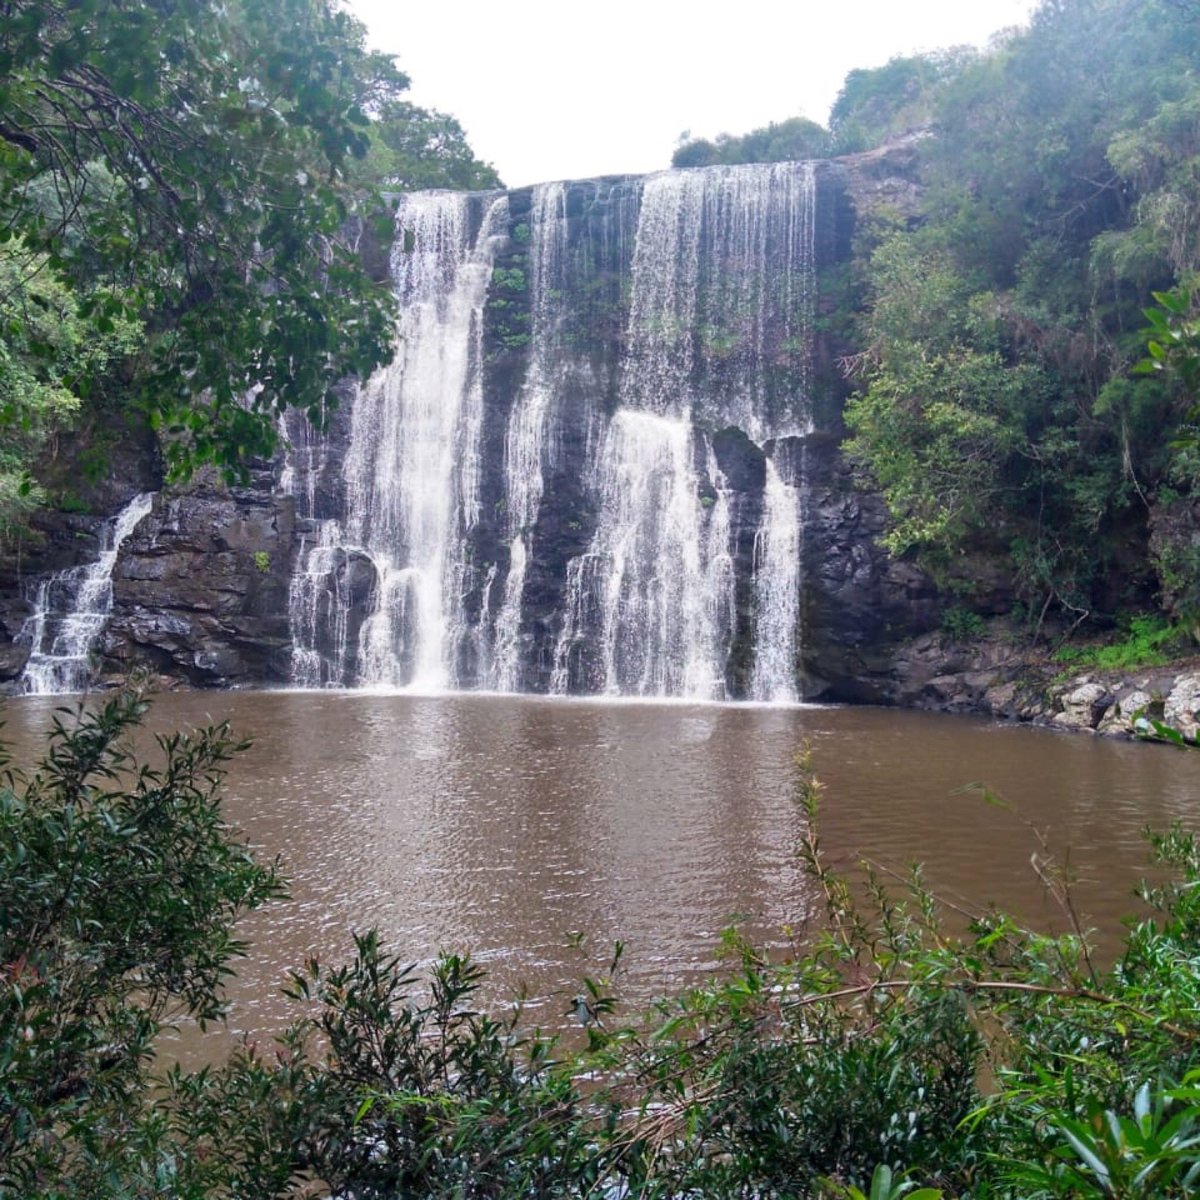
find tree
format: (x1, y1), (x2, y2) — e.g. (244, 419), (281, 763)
(843, 0), (1200, 626)
(0, 239), (141, 540)
(0, 690), (285, 1194)
(0, 0), (414, 478)
(351, 100), (502, 194)
(671, 117), (832, 169)
(827, 50), (975, 154)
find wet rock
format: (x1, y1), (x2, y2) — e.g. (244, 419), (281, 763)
(0, 642), (30, 681)
(105, 471), (296, 687)
(1097, 688), (1155, 736)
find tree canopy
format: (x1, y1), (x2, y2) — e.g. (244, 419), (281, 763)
(827, 49), (976, 153)
(842, 0), (1200, 625)
(0, 0), (498, 493)
(672, 117), (832, 169)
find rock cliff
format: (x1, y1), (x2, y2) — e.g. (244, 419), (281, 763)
(0, 143), (1040, 709)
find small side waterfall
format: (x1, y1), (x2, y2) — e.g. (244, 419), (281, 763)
(749, 455), (802, 702)
(19, 492), (154, 694)
(285, 161), (825, 700)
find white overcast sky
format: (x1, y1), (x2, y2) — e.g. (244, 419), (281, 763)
(346, 1), (1039, 188)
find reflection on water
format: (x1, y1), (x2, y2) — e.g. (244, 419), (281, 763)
(5, 691), (1199, 1063)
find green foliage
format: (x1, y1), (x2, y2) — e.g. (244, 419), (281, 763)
(941, 605), (986, 642)
(492, 266), (528, 293)
(828, 50), (975, 154)
(841, 0), (1200, 623)
(1138, 286), (1200, 427)
(823, 1163), (944, 1200)
(348, 100), (502, 194)
(0, 241), (141, 541)
(992, 1076), (1200, 1197)
(253, 550), (271, 573)
(0, 689), (286, 1195)
(672, 116), (832, 168)
(1055, 613), (1190, 670)
(0, 0), (488, 483)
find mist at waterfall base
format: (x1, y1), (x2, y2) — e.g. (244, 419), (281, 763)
(288, 163), (814, 703)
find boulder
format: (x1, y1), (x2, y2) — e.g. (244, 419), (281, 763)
(1164, 674), (1200, 740)
(1053, 681), (1113, 731)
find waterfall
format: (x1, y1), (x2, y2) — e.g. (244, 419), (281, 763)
(552, 164), (812, 698)
(286, 162), (821, 701)
(288, 192), (508, 689)
(19, 492), (154, 694)
(489, 183), (568, 691)
(621, 162), (816, 440)
(749, 455), (802, 702)
(551, 412), (734, 698)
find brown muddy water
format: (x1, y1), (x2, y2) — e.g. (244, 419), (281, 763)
(6, 690), (1200, 1064)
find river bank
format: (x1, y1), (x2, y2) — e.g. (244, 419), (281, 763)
(875, 619), (1200, 740)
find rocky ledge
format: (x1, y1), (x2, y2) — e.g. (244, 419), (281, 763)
(873, 619), (1200, 741)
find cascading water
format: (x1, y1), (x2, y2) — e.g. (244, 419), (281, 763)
(622, 162), (816, 439)
(552, 164), (813, 699)
(749, 454), (802, 702)
(286, 161), (821, 701)
(489, 182), (568, 691)
(19, 492), (154, 694)
(550, 412), (735, 699)
(289, 192), (508, 688)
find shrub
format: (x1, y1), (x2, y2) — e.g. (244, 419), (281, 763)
(1055, 613), (1190, 671)
(941, 605), (986, 641)
(0, 690), (286, 1196)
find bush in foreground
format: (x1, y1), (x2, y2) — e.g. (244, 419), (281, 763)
(2, 695), (1200, 1197)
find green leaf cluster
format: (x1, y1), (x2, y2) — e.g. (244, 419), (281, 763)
(0, 239), (141, 541)
(0, 689), (285, 1194)
(672, 116), (833, 168)
(1054, 612), (1189, 670)
(0, 0), (496, 492)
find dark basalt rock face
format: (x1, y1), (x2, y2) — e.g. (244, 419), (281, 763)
(103, 468), (295, 687)
(795, 432), (941, 701)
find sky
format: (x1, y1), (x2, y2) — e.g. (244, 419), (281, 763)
(347, 1), (1039, 189)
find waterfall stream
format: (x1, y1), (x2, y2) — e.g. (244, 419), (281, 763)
(286, 162), (820, 701)
(19, 492), (154, 694)
(489, 182), (568, 691)
(750, 455), (802, 702)
(290, 192), (509, 688)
